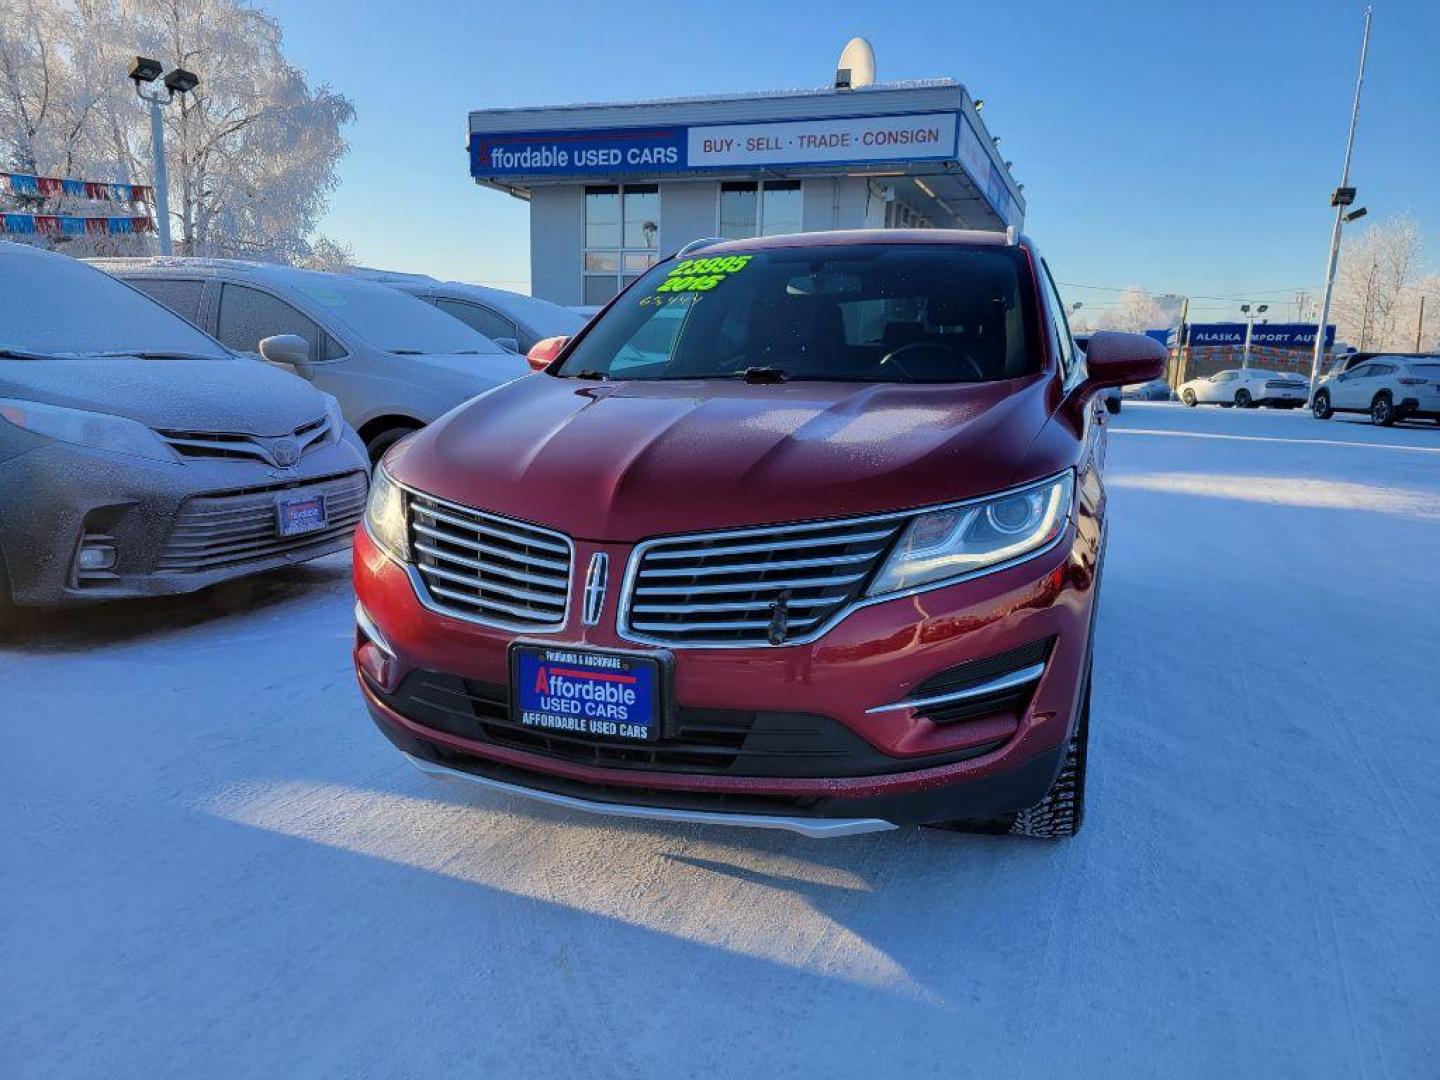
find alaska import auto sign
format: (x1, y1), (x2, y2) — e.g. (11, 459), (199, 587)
(469, 112), (959, 177)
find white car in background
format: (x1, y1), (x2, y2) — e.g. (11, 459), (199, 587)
(91, 258), (531, 461)
(1178, 368), (1309, 409)
(349, 269), (586, 355)
(1312, 355), (1440, 426)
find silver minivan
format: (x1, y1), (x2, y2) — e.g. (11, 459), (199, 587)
(90, 258), (531, 461)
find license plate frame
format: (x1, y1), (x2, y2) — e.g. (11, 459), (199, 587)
(275, 492), (329, 538)
(508, 644), (669, 744)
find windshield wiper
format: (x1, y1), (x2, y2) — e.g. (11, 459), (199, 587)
(0, 346), (59, 361)
(737, 366), (788, 384)
(94, 350), (220, 361)
(570, 369), (608, 381)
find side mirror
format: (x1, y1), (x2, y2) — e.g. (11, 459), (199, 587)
(259, 334), (311, 368)
(493, 336), (520, 354)
(1081, 331), (1166, 394)
(526, 335), (569, 372)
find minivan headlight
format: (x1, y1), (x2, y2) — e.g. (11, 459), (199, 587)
(364, 465), (410, 562)
(867, 473), (1073, 597)
(0, 398), (177, 463)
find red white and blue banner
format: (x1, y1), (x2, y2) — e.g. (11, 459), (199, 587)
(1, 213), (155, 236)
(1, 170), (152, 203)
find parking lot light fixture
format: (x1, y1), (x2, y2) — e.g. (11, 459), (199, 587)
(129, 62), (199, 256)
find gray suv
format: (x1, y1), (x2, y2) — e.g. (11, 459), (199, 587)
(90, 258), (532, 461)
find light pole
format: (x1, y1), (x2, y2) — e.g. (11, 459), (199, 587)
(128, 57), (199, 256)
(1240, 303), (1269, 368)
(1308, 6), (1373, 404)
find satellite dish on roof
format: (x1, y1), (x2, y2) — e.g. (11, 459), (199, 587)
(834, 37), (876, 90)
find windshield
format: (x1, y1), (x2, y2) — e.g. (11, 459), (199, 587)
(0, 244), (228, 358)
(289, 275), (506, 355)
(556, 244), (1039, 383)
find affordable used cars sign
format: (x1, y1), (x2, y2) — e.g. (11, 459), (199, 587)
(469, 112), (959, 177)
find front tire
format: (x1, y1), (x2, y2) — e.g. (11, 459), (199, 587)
(1370, 393), (1395, 427)
(1182, 389), (1197, 407)
(1312, 390), (1333, 419)
(1006, 673), (1089, 839)
(365, 424), (420, 465)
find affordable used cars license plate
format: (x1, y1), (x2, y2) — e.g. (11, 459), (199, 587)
(276, 493), (328, 537)
(510, 645), (661, 742)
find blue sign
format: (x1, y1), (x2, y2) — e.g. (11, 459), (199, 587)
(1172, 323), (1336, 349)
(471, 126), (687, 177)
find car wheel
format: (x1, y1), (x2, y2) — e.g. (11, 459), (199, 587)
(1235, 389), (1254, 409)
(1006, 672), (1089, 839)
(365, 424), (420, 465)
(1182, 389), (1197, 407)
(1104, 396), (1121, 415)
(1312, 390), (1333, 419)
(0, 550), (20, 643)
(1370, 393), (1395, 427)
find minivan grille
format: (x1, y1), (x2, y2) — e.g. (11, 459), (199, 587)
(407, 493), (573, 629)
(157, 471), (366, 573)
(156, 415), (330, 467)
(621, 516), (904, 646)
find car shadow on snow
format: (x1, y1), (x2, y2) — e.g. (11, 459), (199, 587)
(1, 553), (352, 654)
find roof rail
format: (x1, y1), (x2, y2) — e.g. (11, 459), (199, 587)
(676, 237), (728, 256)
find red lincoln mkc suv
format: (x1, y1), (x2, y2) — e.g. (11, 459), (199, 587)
(354, 230), (1164, 839)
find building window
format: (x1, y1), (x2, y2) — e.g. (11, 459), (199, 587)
(885, 199), (931, 229)
(718, 180), (803, 239)
(584, 184), (659, 305)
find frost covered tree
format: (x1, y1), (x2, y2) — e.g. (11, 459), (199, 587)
(1330, 215), (1435, 351)
(1091, 286), (1174, 333)
(0, 0), (353, 263)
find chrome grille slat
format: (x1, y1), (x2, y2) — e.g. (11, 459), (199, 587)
(622, 515), (903, 646)
(406, 493), (572, 629)
(410, 521), (569, 572)
(411, 541), (568, 588)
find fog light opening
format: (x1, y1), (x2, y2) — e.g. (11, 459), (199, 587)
(74, 533), (118, 584)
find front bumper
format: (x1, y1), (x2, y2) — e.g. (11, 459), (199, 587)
(0, 437), (368, 606)
(354, 509), (1100, 829)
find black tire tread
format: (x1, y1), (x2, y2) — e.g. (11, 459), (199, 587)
(1007, 681), (1089, 839)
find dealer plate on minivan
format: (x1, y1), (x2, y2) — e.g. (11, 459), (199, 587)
(276, 493), (328, 537)
(510, 645), (661, 742)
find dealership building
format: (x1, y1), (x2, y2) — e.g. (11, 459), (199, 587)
(467, 72), (1024, 306)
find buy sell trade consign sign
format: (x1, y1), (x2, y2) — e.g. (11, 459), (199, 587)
(469, 112), (960, 178)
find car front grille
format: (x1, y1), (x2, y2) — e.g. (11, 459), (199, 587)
(155, 415), (331, 467)
(156, 471), (366, 573)
(378, 671), (998, 778)
(621, 515), (905, 646)
(406, 492), (573, 629)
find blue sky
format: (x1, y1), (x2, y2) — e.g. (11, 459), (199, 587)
(267, 0), (1439, 321)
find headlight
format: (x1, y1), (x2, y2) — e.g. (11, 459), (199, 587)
(867, 473), (1073, 597)
(0, 397), (177, 463)
(364, 464), (410, 562)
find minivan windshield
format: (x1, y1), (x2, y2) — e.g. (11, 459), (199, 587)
(556, 244), (1039, 383)
(0, 243), (228, 359)
(289, 276), (507, 355)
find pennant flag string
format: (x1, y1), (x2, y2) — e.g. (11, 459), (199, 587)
(1, 171), (152, 203)
(0, 213), (155, 236)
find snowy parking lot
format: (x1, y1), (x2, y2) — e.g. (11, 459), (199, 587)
(3, 402), (1438, 1079)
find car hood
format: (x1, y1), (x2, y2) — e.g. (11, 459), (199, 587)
(0, 354), (325, 434)
(390, 374), (1055, 541)
(401, 351), (532, 386)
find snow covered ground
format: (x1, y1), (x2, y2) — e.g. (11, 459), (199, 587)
(3, 403), (1438, 1079)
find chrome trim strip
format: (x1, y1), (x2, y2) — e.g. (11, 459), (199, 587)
(404, 754), (897, 838)
(616, 470), (1076, 650)
(864, 661), (1047, 715)
(354, 602), (395, 658)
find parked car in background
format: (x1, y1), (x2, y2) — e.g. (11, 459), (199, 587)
(1122, 378), (1173, 401)
(89, 258), (531, 462)
(0, 241), (369, 621)
(1312, 355), (1440, 425)
(1178, 368), (1308, 408)
(350, 269), (586, 355)
(355, 229), (1166, 840)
